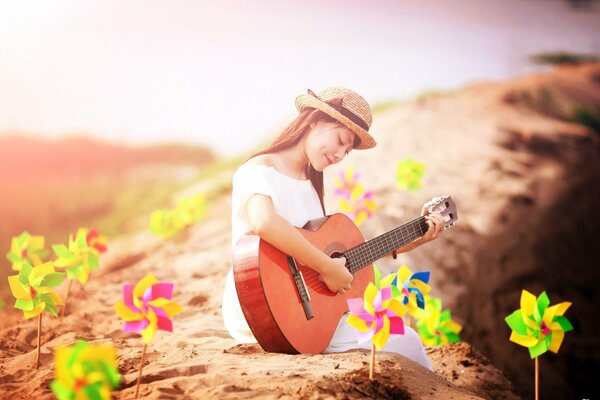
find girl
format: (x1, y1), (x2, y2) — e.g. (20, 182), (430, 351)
(222, 87), (444, 369)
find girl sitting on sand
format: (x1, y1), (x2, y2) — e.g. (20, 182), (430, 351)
(222, 87), (444, 369)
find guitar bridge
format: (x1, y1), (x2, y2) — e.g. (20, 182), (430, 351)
(287, 256), (314, 320)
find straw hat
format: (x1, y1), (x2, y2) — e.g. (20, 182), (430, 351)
(295, 87), (376, 150)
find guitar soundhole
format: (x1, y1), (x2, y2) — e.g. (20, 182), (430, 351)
(324, 242), (346, 257)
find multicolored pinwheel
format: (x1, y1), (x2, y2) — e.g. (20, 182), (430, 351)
(175, 194), (208, 226)
(8, 261), (65, 369)
(391, 264), (431, 315)
(334, 167), (361, 198)
(85, 228), (108, 254)
(149, 209), (181, 239)
(415, 296), (462, 346)
(346, 281), (408, 380)
(7, 261), (65, 318)
(347, 282), (408, 350)
(114, 273), (183, 343)
(338, 185), (378, 226)
(51, 340), (121, 400)
(53, 228), (102, 285)
(6, 231), (49, 271)
(505, 290), (573, 359)
(149, 194), (209, 239)
(395, 158), (425, 191)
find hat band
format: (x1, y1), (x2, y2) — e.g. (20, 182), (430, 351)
(307, 89), (369, 132)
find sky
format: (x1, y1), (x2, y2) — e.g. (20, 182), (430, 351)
(1, 0), (599, 156)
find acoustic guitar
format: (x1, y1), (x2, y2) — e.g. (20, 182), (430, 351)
(233, 196), (458, 354)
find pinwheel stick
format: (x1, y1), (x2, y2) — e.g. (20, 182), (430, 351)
(61, 280), (72, 317)
(535, 357), (539, 400)
(135, 343), (147, 399)
(369, 344), (375, 381)
(35, 313), (42, 369)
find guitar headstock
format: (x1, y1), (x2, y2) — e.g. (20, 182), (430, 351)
(425, 195), (458, 229)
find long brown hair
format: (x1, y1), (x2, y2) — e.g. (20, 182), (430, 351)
(249, 109), (348, 215)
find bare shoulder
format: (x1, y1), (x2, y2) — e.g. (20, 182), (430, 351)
(244, 154), (276, 167)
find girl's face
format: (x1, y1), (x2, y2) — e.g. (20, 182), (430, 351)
(304, 120), (357, 171)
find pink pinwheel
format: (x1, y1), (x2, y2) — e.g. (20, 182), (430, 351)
(334, 167), (361, 198)
(347, 283), (408, 350)
(114, 273), (183, 398)
(347, 282), (408, 380)
(114, 273), (183, 344)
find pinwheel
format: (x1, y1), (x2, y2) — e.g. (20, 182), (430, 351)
(149, 209), (182, 239)
(415, 296), (462, 346)
(338, 184), (379, 226)
(175, 194), (208, 226)
(51, 340), (121, 400)
(6, 231), (49, 271)
(391, 264), (432, 320)
(114, 273), (183, 398)
(7, 261), (65, 368)
(505, 290), (573, 400)
(149, 194), (209, 239)
(53, 228), (105, 316)
(346, 282), (408, 380)
(334, 167), (361, 198)
(85, 228), (108, 254)
(53, 229), (101, 285)
(395, 158), (425, 191)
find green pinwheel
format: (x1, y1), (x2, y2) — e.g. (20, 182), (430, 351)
(53, 229), (101, 284)
(149, 209), (181, 239)
(8, 261), (65, 318)
(505, 290), (573, 359)
(415, 296), (462, 346)
(6, 231), (49, 271)
(51, 340), (121, 400)
(175, 194), (208, 226)
(395, 158), (425, 191)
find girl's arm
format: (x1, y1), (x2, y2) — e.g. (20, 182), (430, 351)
(246, 193), (354, 294)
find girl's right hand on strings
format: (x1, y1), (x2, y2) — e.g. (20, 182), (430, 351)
(320, 257), (353, 295)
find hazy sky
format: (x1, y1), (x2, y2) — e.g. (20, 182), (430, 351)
(1, 0), (599, 155)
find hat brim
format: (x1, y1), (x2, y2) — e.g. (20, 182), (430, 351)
(295, 94), (376, 150)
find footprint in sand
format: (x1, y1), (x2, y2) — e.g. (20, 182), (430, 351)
(121, 364), (209, 387)
(187, 294), (208, 307)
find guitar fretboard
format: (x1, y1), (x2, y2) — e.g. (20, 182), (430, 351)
(343, 216), (428, 273)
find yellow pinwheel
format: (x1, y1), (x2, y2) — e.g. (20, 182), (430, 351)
(415, 296), (462, 346)
(391, 264), (432, 316)
(6, 231), (49, 271)
(505, 290), (573, 359)
(176, 194), (208, 226)
(114, 273), (183, 343)
(51, 340), (120, 400)
(334, 167), (361, 197)
(53, 229), (101, 284)
(7, 261), (65, 318)
(338, 183), (379, 226)
(346, 282), (408, 350)
(396, 158), (425, 191)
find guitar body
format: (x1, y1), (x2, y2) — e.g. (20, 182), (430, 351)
(233, 213), (374, 354)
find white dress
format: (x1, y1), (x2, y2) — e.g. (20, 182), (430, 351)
(221, 163), (432, 370)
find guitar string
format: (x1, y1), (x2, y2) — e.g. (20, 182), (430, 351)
(300, 217), (428, 287)
(302, 218), (426, 286)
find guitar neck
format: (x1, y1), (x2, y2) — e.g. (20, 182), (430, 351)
(343, 216), (428, 273)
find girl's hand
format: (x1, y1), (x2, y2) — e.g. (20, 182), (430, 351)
(420, 203), (445, 244)
(320, 257), (354, 295)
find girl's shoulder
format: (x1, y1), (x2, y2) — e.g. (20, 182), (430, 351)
(243, 154), (275, 168)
